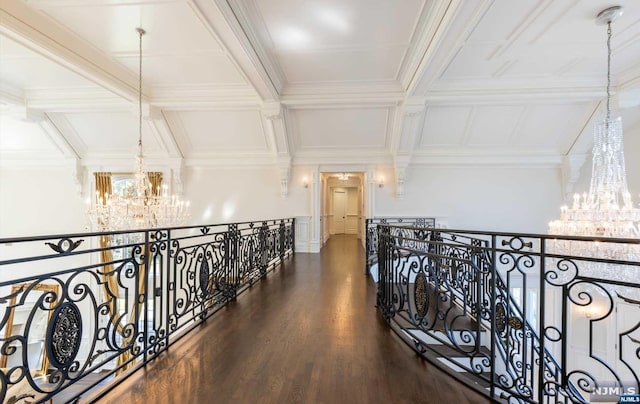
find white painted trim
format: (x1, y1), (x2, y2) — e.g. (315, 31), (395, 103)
(0, 1), (140, 102)
(207, 0), (281, 99)
(425, 87), (605, 105)
(410, 152), (562, 167)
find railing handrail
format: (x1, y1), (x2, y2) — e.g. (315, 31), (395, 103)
(374, 223), (640, 403)
(0, 217), (295, 244)
(0, 217), (296, 403)
(376, 223), (640, 245)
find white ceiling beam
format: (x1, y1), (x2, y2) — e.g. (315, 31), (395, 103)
(39, 113), (78, 158)
(45, 113), (89, 158)
(401, 0), (464, 96)
(143, 105), (183, 159)
(191, 0), (281, 100)
(0, 1), (140, 102)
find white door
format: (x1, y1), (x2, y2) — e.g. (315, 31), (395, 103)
(332, 190), (346, 234)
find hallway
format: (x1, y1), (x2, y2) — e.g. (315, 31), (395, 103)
(98, 235), (488, 403)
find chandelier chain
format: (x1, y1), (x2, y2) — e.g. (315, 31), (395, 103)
(87, 27), (190, 231)
(606, 21), (612, 125)
(138, 28), (144, 158)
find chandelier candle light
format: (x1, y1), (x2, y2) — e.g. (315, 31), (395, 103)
(87, 28), (190, 231)
(549, 6), (640, 242)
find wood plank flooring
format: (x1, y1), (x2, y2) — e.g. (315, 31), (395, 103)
(96, 235), (489, 404)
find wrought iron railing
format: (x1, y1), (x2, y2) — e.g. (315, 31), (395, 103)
(375, 224), (640, 403)
(365, 217), (436, 274)
(0, 218), (295, 403)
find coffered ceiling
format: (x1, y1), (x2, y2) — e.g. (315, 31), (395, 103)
(0, 0), (639, 176)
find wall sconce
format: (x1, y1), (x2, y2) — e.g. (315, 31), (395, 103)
(378, 177), (384, 188)
(303, 177), (309, 188)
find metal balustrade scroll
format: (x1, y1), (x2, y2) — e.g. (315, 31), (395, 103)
(0, 218), (295, 403)
(365, 217), (436, 275)
(374, 224), (640, 403)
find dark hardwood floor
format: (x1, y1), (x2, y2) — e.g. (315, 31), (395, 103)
(96, 235), (489, 404)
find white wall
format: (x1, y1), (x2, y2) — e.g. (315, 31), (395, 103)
(183, 166), (312, 225)
(0, 167), (87, 238)
(374, 165), (563, 234)
(0, 163), (565, 238)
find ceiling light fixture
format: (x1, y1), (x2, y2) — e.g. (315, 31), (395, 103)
(548, 6), (640, 287)
(87, 28), (190, 231)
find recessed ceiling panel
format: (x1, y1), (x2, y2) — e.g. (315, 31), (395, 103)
(419, 106), (472, 147)
(436, 1), (640, 86)
(247, 0), (425, 84)
(467, 0), (538, 42)
(440, 45), (503, 80)
(64, 112), (162, 155)
(255, 0), (424, 49)
(292, 108), (388, 149)
(515, 103), (596, 153)
(39, 2), (222, 54)
(466, 105), (524, 146)
(169, 110), (268, 153)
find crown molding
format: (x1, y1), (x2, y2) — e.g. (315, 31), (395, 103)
(184, 153), (275, 168)
(292, 150), (392, 166)
(283, 81), (404, 97)
(0, 152), (70, 168)
(24, 87), (129, 112)
(81, 156), (184, 173)
(425, 86), (604, 105)
(281, 81), (405, 107)
(411, 151), (562, 167)
(151, 84), (261, 109)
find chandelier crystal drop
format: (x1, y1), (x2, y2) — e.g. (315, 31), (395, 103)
(87, 28), (190, 231)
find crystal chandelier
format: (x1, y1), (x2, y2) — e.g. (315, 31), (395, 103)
(549, 6), (640, 243)
(87, 28), (190, 231)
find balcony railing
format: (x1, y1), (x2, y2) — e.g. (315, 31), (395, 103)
(374, 224), (640, 403)
(365, 217), (436, 274)
(0, 218), (295, 403)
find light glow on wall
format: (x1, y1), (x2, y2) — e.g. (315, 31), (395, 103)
(222, 200), (236, 221)
(202, 205), (213, 222)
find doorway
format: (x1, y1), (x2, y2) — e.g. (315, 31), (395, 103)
(332, 189), (347, 234)
(321, 172), (365, 243)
